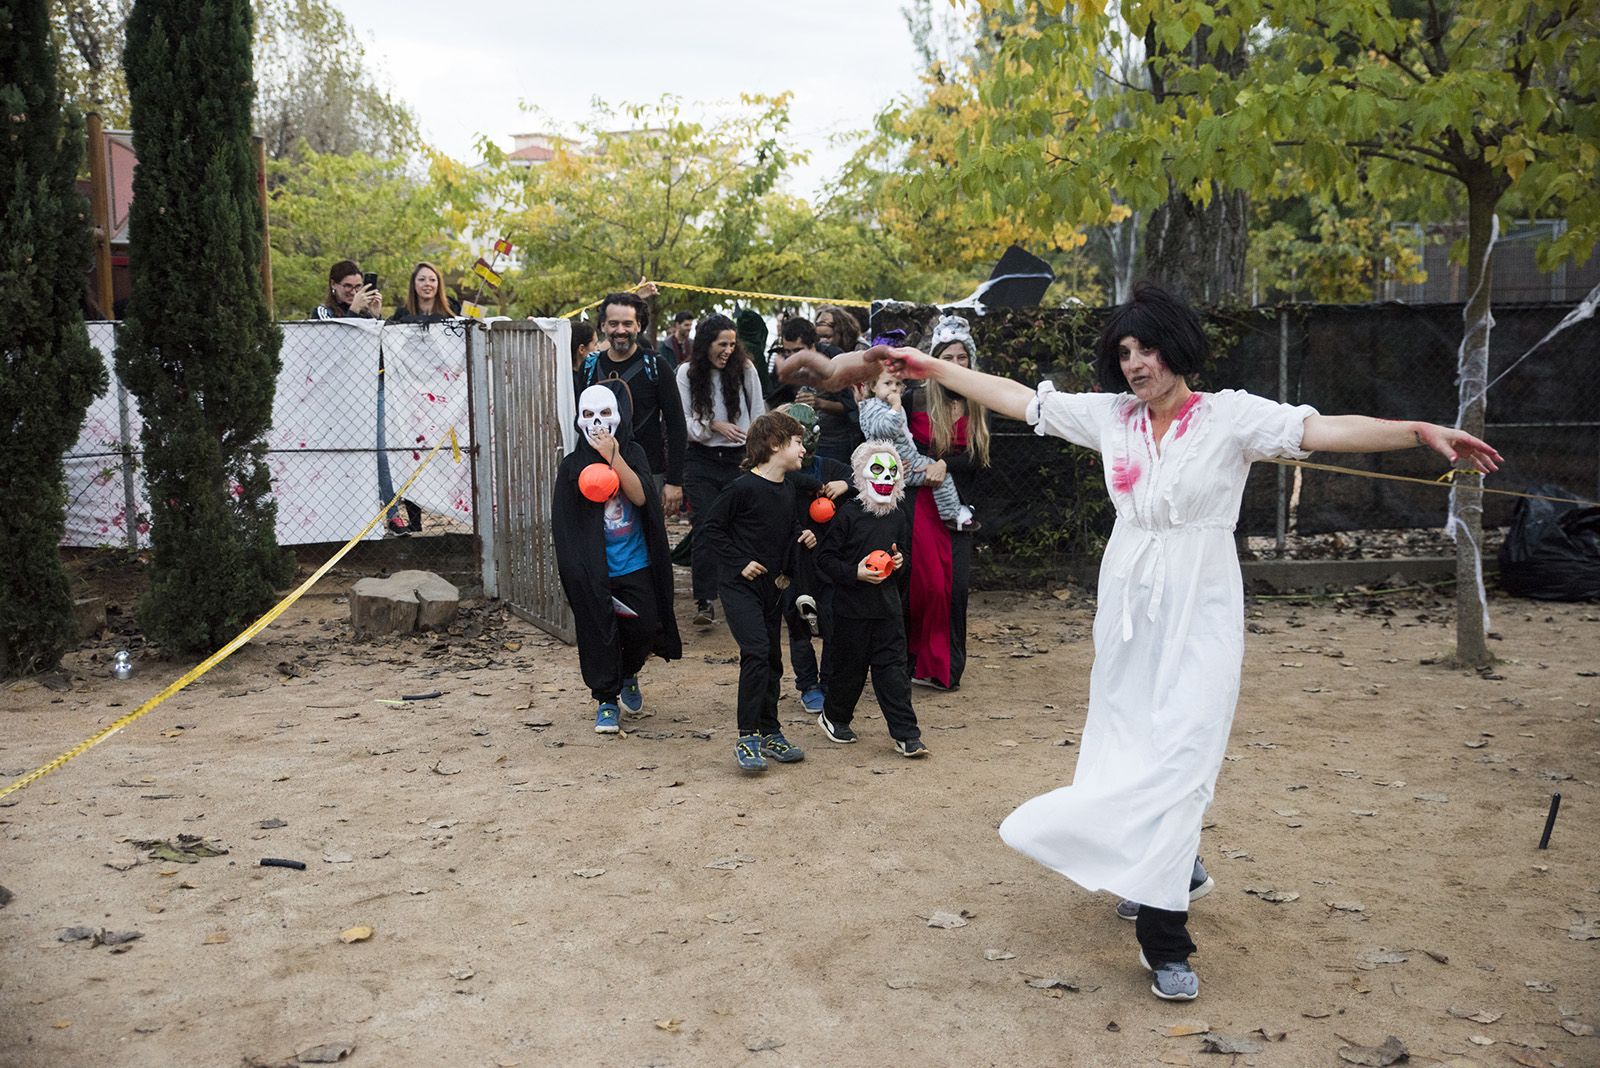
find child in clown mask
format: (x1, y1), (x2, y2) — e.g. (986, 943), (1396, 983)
(858, 366), (975, 531)
(813, 440), (928, 757)
(552, 383), (682, 735)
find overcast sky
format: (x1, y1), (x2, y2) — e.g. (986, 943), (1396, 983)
(332, 0), (930, 199)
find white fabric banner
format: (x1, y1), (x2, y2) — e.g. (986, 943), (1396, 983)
(61, 320), (474, 548)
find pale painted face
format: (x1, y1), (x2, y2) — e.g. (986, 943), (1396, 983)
(577, 385), (621, 447)
(707, 329), (737, 370)
(865, 450), (900, 499)
(1117, 335), (1182, 401)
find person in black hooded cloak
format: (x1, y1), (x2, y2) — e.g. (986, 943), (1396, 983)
(553, 381), (683, 734)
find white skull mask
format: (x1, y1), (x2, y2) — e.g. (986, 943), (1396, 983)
(577, 384), (622, 448)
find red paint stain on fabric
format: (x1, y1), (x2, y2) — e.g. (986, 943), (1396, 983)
(1111, 457), (1142, 495)
(1173, 393), (1203, 438)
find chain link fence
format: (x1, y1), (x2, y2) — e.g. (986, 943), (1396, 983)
(61, 319), (485, 590)
(863, 299), (1600, 583)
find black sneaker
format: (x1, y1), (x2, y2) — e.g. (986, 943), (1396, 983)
(894, 737), (929, 758)
(693, 600), (715, 626)
(817, 711), (856, 743)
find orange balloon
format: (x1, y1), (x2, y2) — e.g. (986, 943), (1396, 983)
(864, 549), (895, 578)
(808, 496), (836, 523)
(578, 463), (619, 502)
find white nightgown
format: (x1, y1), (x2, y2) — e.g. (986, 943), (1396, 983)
(999, 386), (1318, 912)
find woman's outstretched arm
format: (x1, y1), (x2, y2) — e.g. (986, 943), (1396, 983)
(1301, 415), (1502, 474)
(888, 348), (1037, 421)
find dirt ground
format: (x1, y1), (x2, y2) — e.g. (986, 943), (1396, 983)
(1, 559), (1596, 1068)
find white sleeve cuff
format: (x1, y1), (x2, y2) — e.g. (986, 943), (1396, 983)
(1025, 380), (1057, 431)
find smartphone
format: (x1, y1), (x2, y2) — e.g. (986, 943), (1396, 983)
(362, 272), (378, 290)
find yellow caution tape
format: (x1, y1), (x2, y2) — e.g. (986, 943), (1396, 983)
(1268, 457), (1599, 507)
(0, 431), (461, 805)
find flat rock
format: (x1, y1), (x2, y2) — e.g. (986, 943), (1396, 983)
(350, 570), (459, 636)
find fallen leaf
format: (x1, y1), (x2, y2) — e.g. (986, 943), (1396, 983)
(430, 761), (460, 776)
(1327, 901), (1365, 913)
(705, 912), (736, 924)
(1413, 792), (1450, 803)
(1422, 949), (1450, 964)
(1157, 1053), (1193, 1067)
(257, 818), (287, 830)
(202, 931), (229, 945)
(1025, 977), (1095, 992)
(52, 1020), (71, 1030)
(1508, 1051), (1555, 1068)
(321, 851), (354, 865)
(448, 968), (475, 981)
(1244, 886), (1300, 904)
(338, 926), (373, 943)
(886, 977), (918, 990)
(1468, 1035), (1494, 1046)
(1165, 1020), (1210, 1037)
(1566, 918), (1600, 941)
(1335, 1035), (1408, 1066)
(654, 1018), (681, 1033)
(744, 1037), (783, 1052)
(1355, 948), (1408, 968)
(572, 868), (606, 879)
(1524, 980), (1555, 993)
(1200, 1034), (1263, 1055)
(1560, 1019), (1594, 1037)
(926, 910), (971, 929)
(297, 1039), (355, 1063)
(983, 949), (1016, 961)
(704, 854), (755, 871)
(1447, 1007), (1502, 1024)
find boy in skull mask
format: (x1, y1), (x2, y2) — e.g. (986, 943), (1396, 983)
(552, 383), (682, 734)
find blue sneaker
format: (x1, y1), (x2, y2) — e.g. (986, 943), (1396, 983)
(760, 732), (806, 763)
(735, 734), (768, 773)
(594, 702), (621, 734)
(800, 687), (824, 713)
(1139, 950), (1200, 1001)
(620, 676), (643, 713)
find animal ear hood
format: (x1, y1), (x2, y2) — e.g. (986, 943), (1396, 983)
(851, 439), (905, 515)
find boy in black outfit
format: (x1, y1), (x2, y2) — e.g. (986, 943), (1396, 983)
(700, 411), (820, 773)
(814, 440), (928, 757)
(777, 403), (851, 713)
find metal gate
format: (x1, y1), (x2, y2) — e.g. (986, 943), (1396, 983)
(483, 319), (576, 642)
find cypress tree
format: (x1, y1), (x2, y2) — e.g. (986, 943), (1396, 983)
(119, 0), (291, 652)
(0, 0), (109, 676)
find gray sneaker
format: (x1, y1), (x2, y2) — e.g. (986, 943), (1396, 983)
(1117, 857), (1214, 921)
(1139, 950), (1199, 1001)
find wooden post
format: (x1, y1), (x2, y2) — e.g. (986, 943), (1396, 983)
(85, 112), (116, 320)
(254, 135), (273, 314)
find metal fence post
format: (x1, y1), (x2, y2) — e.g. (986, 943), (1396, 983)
(1276, 306), (1289, 554)
(115, 355), (139, 551)
(468, 325), (498, 598)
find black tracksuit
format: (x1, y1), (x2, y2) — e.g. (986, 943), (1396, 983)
(815, 498), (920, 743)
(701, 470), (818, 736)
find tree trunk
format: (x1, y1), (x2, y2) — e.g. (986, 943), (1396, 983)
(1450, 176), (1500, 668)
(1143, 186), (1250, 302)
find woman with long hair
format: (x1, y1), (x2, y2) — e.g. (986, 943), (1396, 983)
(388, 262), (457, 323)
(312, 259), (380, 319)
(899, 315), (991, 691)
(814, 305), (865, 351)
(676, 313), (766, 625)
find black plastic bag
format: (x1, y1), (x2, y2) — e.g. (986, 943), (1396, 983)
(1498, 486), (1600, 601)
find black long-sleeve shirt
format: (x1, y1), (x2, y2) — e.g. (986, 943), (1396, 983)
(576, 348), (687, 485)
(816, 499), (910, 619)
(701, 470), (819, 581)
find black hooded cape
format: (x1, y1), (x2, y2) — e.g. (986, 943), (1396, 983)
(551, 383), (683, 664)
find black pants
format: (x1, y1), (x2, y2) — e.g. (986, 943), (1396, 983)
(719, 576), (783, 737)
(821, 614), (920, 742)
(581, 568), (658, 703)
(1135, 906), (1196, 965)
(682, 445), (744, 603)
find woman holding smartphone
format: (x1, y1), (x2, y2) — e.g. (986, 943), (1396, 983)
(312, 259), (381, 319)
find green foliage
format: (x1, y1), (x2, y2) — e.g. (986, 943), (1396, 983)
(267, 148), (482, 316)
(0, 0), (109, 675)
(119, 0), (292, 653)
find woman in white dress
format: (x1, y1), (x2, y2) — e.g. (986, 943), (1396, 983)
(888, 284), (1501, 1001)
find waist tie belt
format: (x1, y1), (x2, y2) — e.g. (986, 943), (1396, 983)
(1114, 521), (1234, 642)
